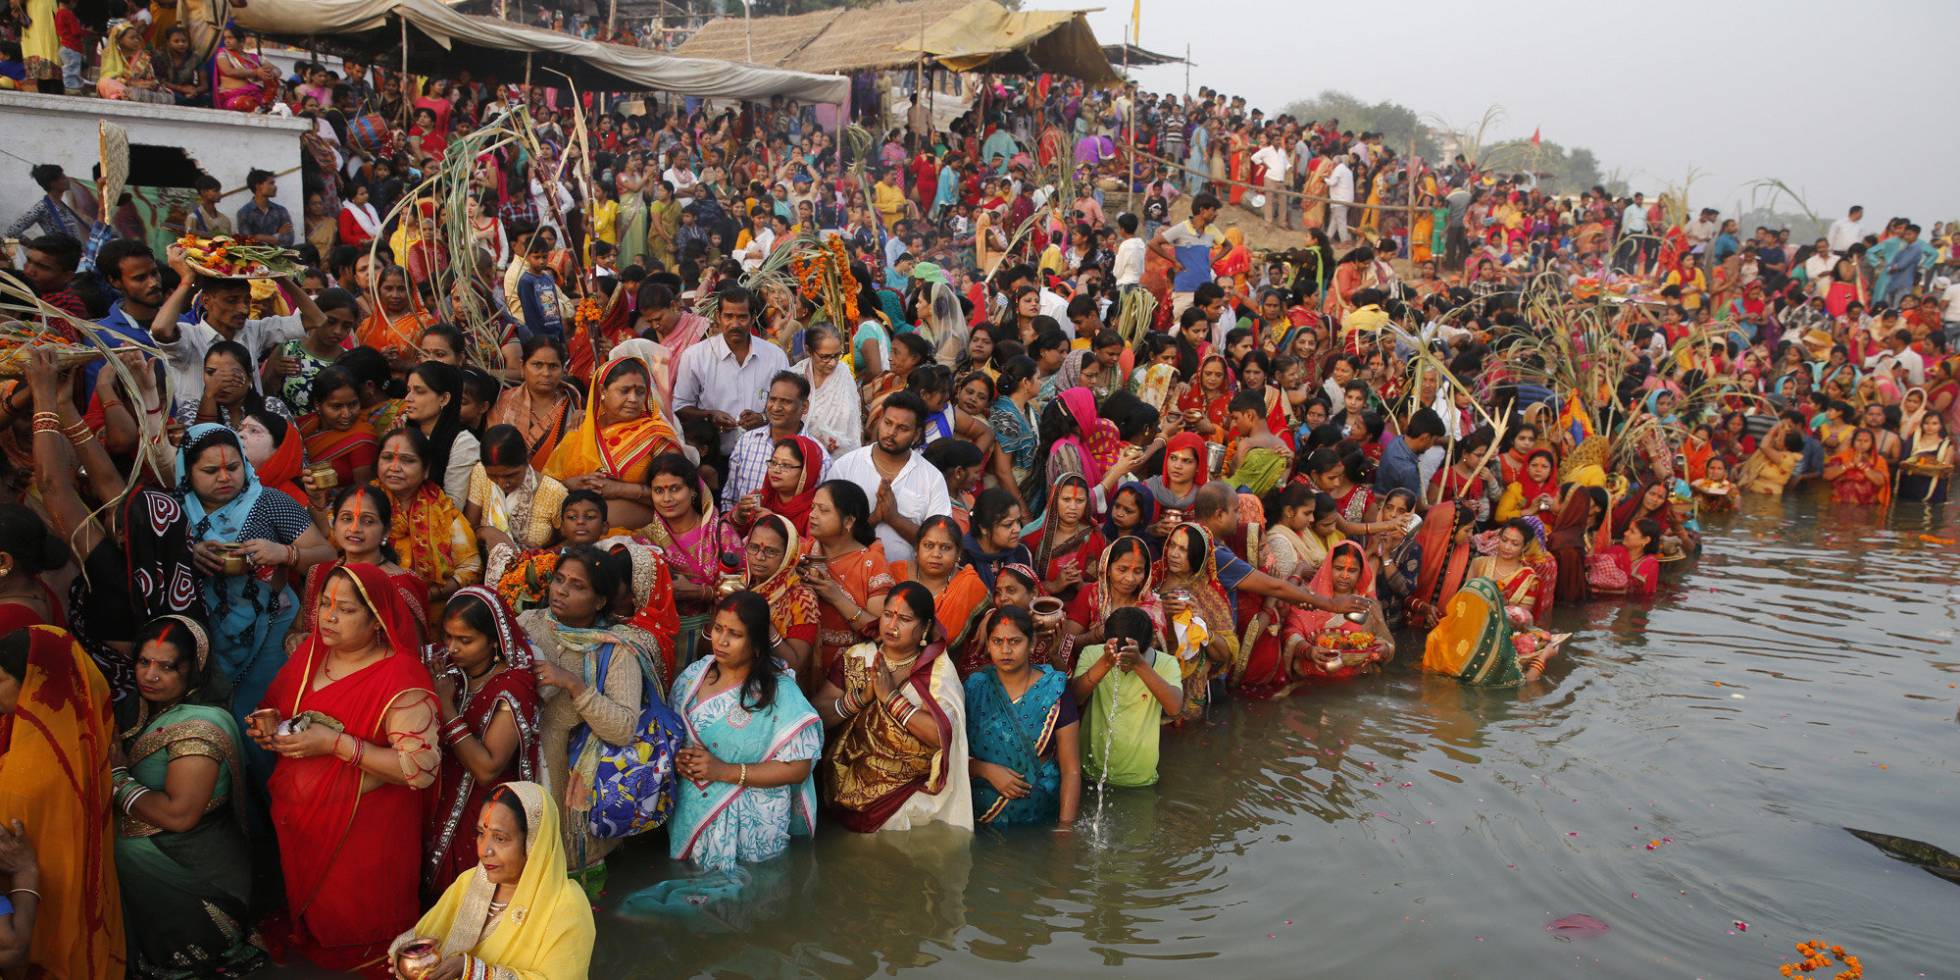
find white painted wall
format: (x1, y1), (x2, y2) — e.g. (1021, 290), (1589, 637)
(0, 90), (311, 244)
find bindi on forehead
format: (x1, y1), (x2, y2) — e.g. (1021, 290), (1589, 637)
(325, 576), (357, 604)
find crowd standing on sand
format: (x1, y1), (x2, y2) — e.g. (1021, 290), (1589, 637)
(0, 50), (1956, 980)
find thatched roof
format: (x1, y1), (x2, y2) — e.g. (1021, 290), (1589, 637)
(674, 0), (1115, 82)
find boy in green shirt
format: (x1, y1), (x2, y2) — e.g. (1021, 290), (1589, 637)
(1070, 607), (1185, 788)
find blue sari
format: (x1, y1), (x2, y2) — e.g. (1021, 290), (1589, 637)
(618, 658), (821, 918)
(177, 424), (310, 787)
(666, 657), (821, 870)
(964, 665), (1069, 825)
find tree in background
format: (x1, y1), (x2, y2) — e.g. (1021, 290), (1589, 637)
(1280, 90), (1441, 161)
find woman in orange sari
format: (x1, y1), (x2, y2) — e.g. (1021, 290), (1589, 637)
(1177, 354), (1236, 445)
(255, 562), (439, 972)
(0, 626), (123, 980)
(544, 356), (681, 531)
(894, 515), (992, 676)
(300, 367), (380, 489)
(1323, 246), (1372, 321)
(1211, 227), (1252, 289)
(1410, 499), (1474, 629)
(357, 265), (437, 368)
(487, 337), (582, 471)
(1226, 127), (1249, 206)
(744, 514), (822, 686)
(1824, 427), (1892, 505)
(802, 480), (895, 677)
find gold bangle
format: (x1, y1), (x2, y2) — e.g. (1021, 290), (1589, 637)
(738, 762), (748, 787)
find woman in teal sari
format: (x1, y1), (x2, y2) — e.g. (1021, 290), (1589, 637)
(176, 423), (334, 788)
(964, 605), (1080, 826)
(111, 615), (265, 978)
(667, 592), (821, 870)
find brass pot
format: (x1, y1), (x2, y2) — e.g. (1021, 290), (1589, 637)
(395, 939), (441, 979)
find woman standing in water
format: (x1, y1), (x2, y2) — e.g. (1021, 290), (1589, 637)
(815, 581), (971, 832)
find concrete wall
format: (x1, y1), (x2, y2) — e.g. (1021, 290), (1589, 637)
(0, 90), (311, 245)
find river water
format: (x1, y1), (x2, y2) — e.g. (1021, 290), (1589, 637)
(585, 493), (1960, 979)
(271, 493), (1960, 979)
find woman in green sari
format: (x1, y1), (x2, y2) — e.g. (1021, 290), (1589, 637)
(1420, 577), (1566, 687)
(615, 154), (651, 268)
(646, 178), (681, 270)
(111, 615), (264, 978)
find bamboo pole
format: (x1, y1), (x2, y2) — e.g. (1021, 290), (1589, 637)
(1122, 20), (1133, 216)
(1403, 135), (1417, 255)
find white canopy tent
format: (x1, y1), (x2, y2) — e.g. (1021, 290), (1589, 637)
(230, 0), (850, 103)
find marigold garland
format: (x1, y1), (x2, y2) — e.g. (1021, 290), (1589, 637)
(788, 237), (860, 327)
(1778, 939), (1862, 980)
(495, 550), (559, 613)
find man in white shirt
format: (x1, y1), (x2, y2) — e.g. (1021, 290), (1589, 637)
(826, 391), (949, 564)
(1327, 156), (1355, 243)
(1937, 276), (1960, 347)
(152, 245), (325, 411)
(1863, 327), (1925, 386)
(1802, 236), (1835, 285)
(1112, 212), (1146, 289)
(1250, 133), (1291, 228)
(1828, 205), (1864, 255)
(673, 285), (792, 455)
(1684, 208), (1718, 254)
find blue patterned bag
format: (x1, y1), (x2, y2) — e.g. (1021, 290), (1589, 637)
(569, 642), (684, 839)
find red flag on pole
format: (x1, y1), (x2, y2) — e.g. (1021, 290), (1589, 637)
(1530, 127), (1542, 146)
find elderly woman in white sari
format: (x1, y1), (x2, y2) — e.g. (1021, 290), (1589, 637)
(913, 269), (970, 369)
(794, 324), (862, 456)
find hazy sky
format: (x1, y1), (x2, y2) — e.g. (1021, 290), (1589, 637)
(1031, 0), (1960, 224)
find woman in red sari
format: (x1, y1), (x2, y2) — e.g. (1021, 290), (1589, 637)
(750, 434), (824, 537)
(1277, 540), (1392, 689)
(421, 586), (540, 900)
(1824, 428), (1892, 505)
(1177, 353), (1236, 444)
(300, 368), (380, 490)
(254, 562), (440, 972)
(1024, 474), (1103, 602)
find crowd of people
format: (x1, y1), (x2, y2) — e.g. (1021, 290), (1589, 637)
(0, 0), (688, 102)
(0, 40), (1957, 980)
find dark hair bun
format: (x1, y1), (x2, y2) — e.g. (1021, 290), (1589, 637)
(0, 503), (70, 576)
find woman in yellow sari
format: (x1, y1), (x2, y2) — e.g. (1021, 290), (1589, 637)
(1359, 168), (1386, 235)
(19, 0), (59, 90)
(0, 626), (123, 979)
(379, 427), (482, 620)
(544, 355), (681, 531)
(388, 782), (594, 980)
(1301, 154), (1333, 230)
